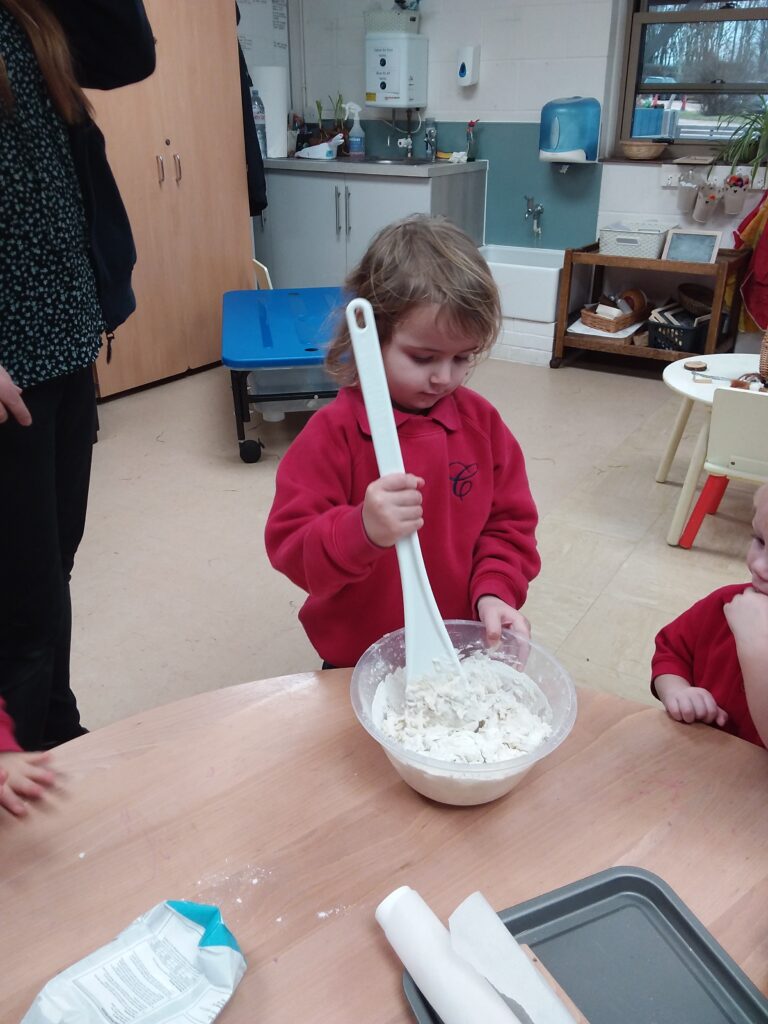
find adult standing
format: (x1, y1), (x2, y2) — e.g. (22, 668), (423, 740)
(0, 1), (155, 750)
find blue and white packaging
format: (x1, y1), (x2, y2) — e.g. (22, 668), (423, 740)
(22, 901), (246, 1024)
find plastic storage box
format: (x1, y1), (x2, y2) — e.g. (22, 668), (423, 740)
(599, 220), (674, 259)
(221, 286), (343, 462)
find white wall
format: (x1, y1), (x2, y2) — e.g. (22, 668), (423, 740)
(292, 0), (613, 122)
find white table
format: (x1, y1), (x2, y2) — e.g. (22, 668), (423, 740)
(656, 353), (761, 545)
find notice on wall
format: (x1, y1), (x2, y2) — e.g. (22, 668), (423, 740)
(237, 0), (289, 80)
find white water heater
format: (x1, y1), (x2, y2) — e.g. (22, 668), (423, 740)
(365, 32), (428, 108)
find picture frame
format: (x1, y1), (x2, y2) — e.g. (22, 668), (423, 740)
(661, 229), (721, 264)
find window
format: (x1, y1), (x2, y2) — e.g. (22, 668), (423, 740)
(619, 2), (768, 155)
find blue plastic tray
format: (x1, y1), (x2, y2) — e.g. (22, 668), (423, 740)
(404, 867), (768, 1023)
(221, 287), (344, 369)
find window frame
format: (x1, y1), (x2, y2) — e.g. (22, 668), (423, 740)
(618, 3), (768, 160)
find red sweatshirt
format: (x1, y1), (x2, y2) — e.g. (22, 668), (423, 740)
(651, 583), (764, 747)
(0, 698), (21, 752)
(265, 386), (540, 667)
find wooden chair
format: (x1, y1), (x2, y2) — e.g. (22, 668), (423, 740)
(679, 387), (768, 549)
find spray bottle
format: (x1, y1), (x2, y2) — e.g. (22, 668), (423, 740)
(344, 102), (365, 161)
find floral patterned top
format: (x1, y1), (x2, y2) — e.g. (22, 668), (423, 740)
(0, 8), (103, 389)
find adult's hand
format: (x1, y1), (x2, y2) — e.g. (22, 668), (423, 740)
(0, 366), (32, 426)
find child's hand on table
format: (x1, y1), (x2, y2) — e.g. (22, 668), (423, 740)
(0, 750), (55, 818)
(477, 595), (530, 648)
(363, 473), (424, 548)
(655, 675), (728, 728)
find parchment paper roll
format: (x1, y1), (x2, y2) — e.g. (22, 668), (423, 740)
(251, 65), (289, 158)
(450, 893), (576, 1023)
(376, 887), (523, 1024)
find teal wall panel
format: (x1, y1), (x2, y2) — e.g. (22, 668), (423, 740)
(359, 118), (602, 250)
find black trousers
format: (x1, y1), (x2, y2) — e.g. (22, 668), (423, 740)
(0, 366), (96, 750)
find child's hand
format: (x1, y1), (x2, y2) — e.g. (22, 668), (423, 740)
(724, 588), (768, 651)
(477, 595), (531, 648)
(0, 750), (55, 818)
(655, 675), (728, 728)
(362, 473), (424, 548)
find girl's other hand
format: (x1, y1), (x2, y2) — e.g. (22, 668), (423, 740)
(477, 595), (531, 655)
(0, 366), (32, 427)
(362, 473), (424, 548)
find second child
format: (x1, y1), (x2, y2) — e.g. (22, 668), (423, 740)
(265, 216), (540, 668)
(651, 484), (768, 747)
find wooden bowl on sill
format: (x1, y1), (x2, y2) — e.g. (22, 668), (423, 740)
(620, 139), (667, 160)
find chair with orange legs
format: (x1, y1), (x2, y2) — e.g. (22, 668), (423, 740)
(679, 387), (768, 549)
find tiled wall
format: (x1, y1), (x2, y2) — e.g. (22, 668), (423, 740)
(296, 0), (612, 123)
(292, 0), (613, 246)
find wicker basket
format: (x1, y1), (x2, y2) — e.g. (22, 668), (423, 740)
(580, 304), (649, 333)
(677, 283), (714, 317)
(760, 329), (768, 379)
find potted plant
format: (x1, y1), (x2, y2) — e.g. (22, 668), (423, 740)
(713, 96), (768, 187)
(329, 92), (348, 155)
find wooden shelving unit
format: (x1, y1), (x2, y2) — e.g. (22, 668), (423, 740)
(551, 242), (751, 368)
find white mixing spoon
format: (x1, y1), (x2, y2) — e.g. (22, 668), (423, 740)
(346, 297), (464, 684)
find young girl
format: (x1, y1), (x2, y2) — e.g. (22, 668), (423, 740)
(265, 215), (540, 669)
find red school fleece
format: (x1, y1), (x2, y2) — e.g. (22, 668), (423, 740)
(265, 386), (540, 667)
(0, 698), (22, 752)
(651, 583), (764, 747)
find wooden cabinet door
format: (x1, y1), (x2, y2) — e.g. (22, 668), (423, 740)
(89, 0), (251, 394)
(87, 18), (189, 397)
(157, 0), (252, 368)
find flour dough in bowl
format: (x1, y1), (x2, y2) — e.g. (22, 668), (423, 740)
(372, 652), (553, 764)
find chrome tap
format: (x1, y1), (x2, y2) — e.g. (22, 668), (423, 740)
(525, 195), (544, 237)
(424, 120), (437, 161)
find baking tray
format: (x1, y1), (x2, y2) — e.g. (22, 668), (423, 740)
(403, 867), (768, 1023)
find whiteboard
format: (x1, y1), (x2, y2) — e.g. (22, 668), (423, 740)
(237, 0), (289, 79)
(661, 230), (721, 264)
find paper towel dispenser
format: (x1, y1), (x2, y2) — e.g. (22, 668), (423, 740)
(539, 97), (601, 164)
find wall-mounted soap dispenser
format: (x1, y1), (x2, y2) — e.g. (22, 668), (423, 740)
(539, 97), (601, 164)
(457, 45), (479, 87)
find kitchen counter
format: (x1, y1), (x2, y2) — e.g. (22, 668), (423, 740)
(3, 672), (767, 1021)
(264, 157), (488, 178)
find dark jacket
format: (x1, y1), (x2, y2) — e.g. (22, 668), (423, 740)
(236, 4), (267, 216)
(45, 1), (156, 332)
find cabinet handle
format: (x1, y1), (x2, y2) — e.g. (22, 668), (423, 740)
(334, 185), (341, 234)
(173, 153), (182, 182)
(345, 185), (351, 236)
(156, 155), (165, 184)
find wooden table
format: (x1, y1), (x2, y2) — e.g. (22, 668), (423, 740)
(655, 352), (760, 545)
(3, 673), (768, 1021)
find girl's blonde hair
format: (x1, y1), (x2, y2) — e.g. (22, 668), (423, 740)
(326, 215), (501, 386)
(0, 0), (92, 123)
